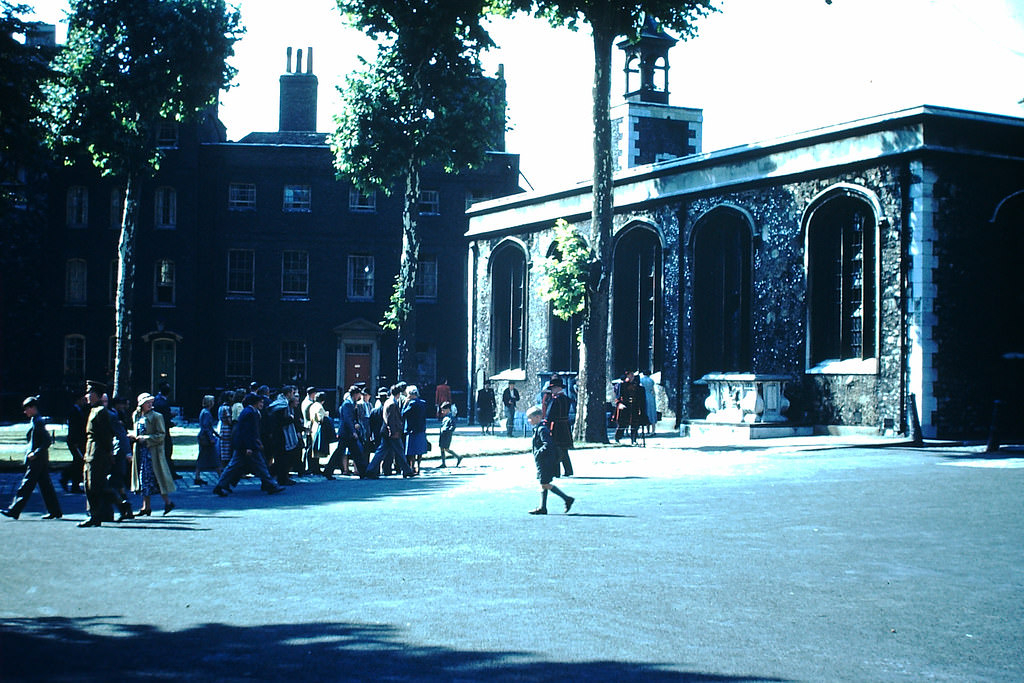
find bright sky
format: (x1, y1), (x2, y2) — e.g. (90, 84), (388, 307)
(25, 0), (1024, 192)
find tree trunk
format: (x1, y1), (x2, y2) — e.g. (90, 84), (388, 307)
(574, 23), (615, 444)
(113, 174), (138, 398)
(397, 161), (421, 382)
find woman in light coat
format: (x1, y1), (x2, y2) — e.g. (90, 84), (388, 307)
(131, 392), (176, 515)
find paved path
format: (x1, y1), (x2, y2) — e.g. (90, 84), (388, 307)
(1, 440), (1021, 681)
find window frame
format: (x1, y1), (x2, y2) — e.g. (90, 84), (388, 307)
(154, 259), (176, 306)
(66, 186), (88, 228)
(225, 339), (253, 380)
(347, 254), (375, 301)
(348, 188), (376, 213)
(65, 258), (88, 305)
(281, 250), (310, 298)
(419, 189), (440, 216)
(226, 249), (255, 297)
(283, 184), (312, 212)
(228, 182), (256, 211)
(154, 186), (177, 229)
(280, 340), (307, 385)
(415, 254), (438, 301)
(64, 334), (86, 377)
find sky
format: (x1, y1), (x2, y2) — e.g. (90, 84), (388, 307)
(24, 0), (1024, 192)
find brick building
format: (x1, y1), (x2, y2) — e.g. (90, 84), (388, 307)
(11, 45), (520, 419)
(466, 25), (1024, 439)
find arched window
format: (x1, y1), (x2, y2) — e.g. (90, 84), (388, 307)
(612, 227), (661, 375)
(546, 243), (581, 374)
(490, 243), (528, 373)
(806, 193), (877, 368)
(691, 208), (752, 377)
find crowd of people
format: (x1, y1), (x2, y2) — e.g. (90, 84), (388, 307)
(1, 371), (613, 521)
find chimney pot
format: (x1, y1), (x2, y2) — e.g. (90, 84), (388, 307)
(286, 46), (292, 73)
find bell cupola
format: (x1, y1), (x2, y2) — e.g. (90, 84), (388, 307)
(619, 15), (677, 105)
(610, 17), (703, 172)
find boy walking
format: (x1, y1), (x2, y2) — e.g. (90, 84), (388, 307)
(526, 405), (574, 515)
(2, 396), (62, 520)
(437, 402), (461, 467)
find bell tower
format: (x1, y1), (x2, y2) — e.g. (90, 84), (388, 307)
(611, 17), (702, 172)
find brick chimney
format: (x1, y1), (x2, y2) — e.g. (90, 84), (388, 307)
(279, 46), (318, 132)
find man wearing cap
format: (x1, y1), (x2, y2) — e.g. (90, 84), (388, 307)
(2, 396), (63, 520)
(543, 376), (574, 477)
(80, 380), (118, 526)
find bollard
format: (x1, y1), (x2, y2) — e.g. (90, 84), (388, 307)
(985, 400), (1003, 453)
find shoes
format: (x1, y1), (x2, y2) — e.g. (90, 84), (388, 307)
(77, 519), (102, 527)
(136, 508), (152, 517)
(322, 473), (335, 481)
(278, 478), (297, 486)
(529, 507), (547, 515)
(212, 486), (229, 497)
(437, 462), (447, 469)
(163, 502), (176, 515)
(193, 477), (206, 485)
(116, 511), (132, 522)
(1, 509), (17, 520)
(402, 472), (418, 478)
(42, 513), (62, 520)
(564, 496), (575, 513)
(456, 455), (463, 467)
(266, 485), (285, 495)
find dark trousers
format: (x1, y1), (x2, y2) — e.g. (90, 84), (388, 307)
(324, 436), (367, 477)
(60, 444), (84, 488)
(8, 453), (62, 518)
(84, 458), (117, 522)
(217, 448), (276, 489)
(614, 423), (640, 443)
(558, 446), (573, 477)
(366, 437), (413, 476)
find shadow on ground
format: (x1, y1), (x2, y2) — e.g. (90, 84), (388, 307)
(0, 617), (789, 682)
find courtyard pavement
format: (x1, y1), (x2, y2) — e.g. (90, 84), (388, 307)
(0, 430), (1021, 681)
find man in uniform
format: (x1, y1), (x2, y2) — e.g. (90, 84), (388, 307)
(80, 380), (118, 527)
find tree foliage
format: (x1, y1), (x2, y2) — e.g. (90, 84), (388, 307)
(39, 0), (241, 397)
(534, 219), (589, 322)
(42, 0), (242, 176)
(331, 0), (506, 380)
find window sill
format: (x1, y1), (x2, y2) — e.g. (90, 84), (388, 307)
(281, 295), (310, 302)
(806, 358), (878, 375)
(225, 294), (255, 301)
(153, 303), (176, 308)
(228, 206), (256, 212)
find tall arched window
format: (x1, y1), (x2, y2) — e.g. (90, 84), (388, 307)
(154, 186), (176, 228)
(807, 193), (877, 367)
(546, 243), (581, 374)
(691, 208), (752, 378)
(612, 227), (661, 375)
(490, 243), (527, 373)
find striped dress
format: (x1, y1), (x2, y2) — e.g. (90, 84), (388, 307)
(216, 403), (233, 463)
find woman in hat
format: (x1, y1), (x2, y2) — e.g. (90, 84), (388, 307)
(130, 392), (176, 515)
(194, 395), (221, 485)
(402, 385), (429, 475)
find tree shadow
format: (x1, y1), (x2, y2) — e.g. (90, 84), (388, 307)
(0, 617), (791, 682)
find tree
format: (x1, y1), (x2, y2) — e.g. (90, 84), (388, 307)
(493, 1), (714, 442)
(40, 0), (241, 397)
(331, 0), (505, 382)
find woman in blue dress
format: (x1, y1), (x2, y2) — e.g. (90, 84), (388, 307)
(402, 385), (429, 475)
(130, 392), (176, 515)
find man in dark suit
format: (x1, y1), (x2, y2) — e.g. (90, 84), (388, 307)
(324, 386), (367, 478)
(543, 376), (574, 477)
(213, 393), (284, 496)
(61, 394), (87, 493)
(2, 396), (63, 520)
